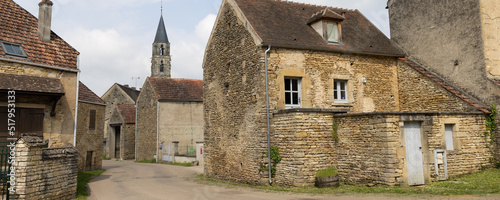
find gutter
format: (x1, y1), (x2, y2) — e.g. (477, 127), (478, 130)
(73, 56), (81, 147)
(135, 103), (138, 161)
(264, 45), (272, 185)
(0, 57), (80, 73)
(156, 101), (159, 163)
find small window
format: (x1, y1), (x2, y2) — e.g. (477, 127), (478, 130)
(445, 124), (454, 150)
(160, 61), (164, 72)
(89, 110), (96, 130)
(326, 21), (339, 43)
(334, 80), (347, 103)
(1, 41), (27, 58)
(284, 77), (301, 109)
(159, 45), (164, 55)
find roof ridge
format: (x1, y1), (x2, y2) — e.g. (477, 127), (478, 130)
(273, 0), (356, 11)
(400, 58), (490, 113)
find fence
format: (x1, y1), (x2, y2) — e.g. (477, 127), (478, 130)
(0, 141), (11, 200)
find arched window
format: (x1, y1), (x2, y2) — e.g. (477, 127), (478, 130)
(160, 61), (164, 72)
(159, 45), (164, 55)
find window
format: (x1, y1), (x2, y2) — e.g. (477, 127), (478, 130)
(89, 110), (96, 130)
(1, 41), (27, 58)
(159, 45), (164, 55)
(334, 80), (347, 103)
(160, 61), (164, 72)
(311, 21), (341, 43)
(445, 124), (454, 150)
(284, 77), (301, 108)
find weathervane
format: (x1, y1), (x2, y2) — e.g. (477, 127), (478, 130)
(161, 0), (163, 15)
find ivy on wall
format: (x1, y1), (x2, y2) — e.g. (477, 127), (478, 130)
(483, 104), (497, 165)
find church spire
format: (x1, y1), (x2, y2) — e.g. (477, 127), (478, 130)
(151, 7), (171, 78)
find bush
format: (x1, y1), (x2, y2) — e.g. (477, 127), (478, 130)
(316, 167), (338, 178)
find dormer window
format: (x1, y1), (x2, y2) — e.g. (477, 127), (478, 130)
(308, 8), (344, 44)
(1, 41), (27, 58)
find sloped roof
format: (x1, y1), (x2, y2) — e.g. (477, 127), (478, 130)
(117, 104), (136, 124)
(400, 58), (490, 113)
(232, 0), (404, 57)
(0, 0), (79, 70)
(0, 73), (64, 94)
(79, 82), (105, 105)
(117, 84), (140, 102)
(154, 15), (169, 43)
(148, 77), (203, 102)
(307, 8), (345, 24)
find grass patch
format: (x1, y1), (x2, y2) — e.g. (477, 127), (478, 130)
(76, 169), (105, 200)
(197, 168), (500, 196)
(316, 167), (337, 178)
(135, 158), (156, 163)
(102, 155), (111, 160)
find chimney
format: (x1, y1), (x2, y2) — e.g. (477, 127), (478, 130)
(38, 0), (53, 42)
(124, 84), (129, 87)
(131, 87), (136, 90)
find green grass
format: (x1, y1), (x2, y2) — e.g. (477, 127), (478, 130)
(76, 169), (106, 200)
(316, 167), (337, 178)
(197, 168), (500, 197)
(135, 158), (156, 163)
(102, 155), (111, 160)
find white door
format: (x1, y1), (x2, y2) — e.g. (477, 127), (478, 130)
(404, 122), (425, 185)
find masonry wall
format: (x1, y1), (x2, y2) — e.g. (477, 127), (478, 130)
(480, 0), (500, 79)
(136, 81), (158, 161)
(11, 136), (78, 200)
(121, 123), (136, 160)
(76, 102), (105, 171)
(266, 49), (401, 112)
(203, 2), (269, 185)
(107, 108), (135, 160)
(158, 102), (203, 154)
(0, 60), (78, 147)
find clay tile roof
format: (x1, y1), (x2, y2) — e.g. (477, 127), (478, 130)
(117, 104), (136, 124)
(0, 73), (64, 94)
(233, 0), (404, 57)
(148, 77), (203, 102)
(0, 0), (79, 70)
(307, 8), (345, 24)
(117, 84), (141, 102)
(400, 58), (490, 113)
(79, 82), (105, 105)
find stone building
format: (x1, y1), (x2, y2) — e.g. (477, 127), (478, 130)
(108, 104), (136, 160)
(203, 0), (492, 187)
(136, 13), (204, 161)
(388, 0), (500, 162)
(101, 83), (139, 159)
(0, 0), (79, 147)
(76, 82), (106, 171)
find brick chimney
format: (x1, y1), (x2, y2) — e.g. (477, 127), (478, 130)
(37, 0), (53, 42)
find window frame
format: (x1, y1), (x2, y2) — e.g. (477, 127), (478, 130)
(325, 21), (340, 43)
(89, 109), (96, 131)
(444, 124), (454, 151)
(284, 77), (302, 109)
(1, 41), (28, 58)
(334, 80), (348, 103)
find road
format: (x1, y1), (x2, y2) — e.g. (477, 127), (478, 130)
(88, 160), (497, 200)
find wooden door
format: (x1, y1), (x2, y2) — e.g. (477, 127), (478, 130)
(404, 122), (425, 185)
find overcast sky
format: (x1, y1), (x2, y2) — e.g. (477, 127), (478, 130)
(15, 0), (390, 96)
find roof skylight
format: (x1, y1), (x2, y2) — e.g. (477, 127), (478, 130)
(1, 41), (28, 58)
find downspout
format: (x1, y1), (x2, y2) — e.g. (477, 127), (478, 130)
(156, 101), (159, 163)
(73, 55), (81, 147)
(134, 103), (137, 161)
(264, 45), (272, 185)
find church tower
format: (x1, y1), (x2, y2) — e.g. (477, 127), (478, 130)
(151, 13), (171, 78)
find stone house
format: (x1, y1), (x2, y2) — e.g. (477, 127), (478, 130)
(388, 0), (500, 161)
(203, 0), (493, 187)
(108, 104), (136, 160)
(136, 77), (203, 161)
(76, 82), (106, 172)
(101, 83), (140, 159)
(135, 13), (204, 162)
(0, 0), (79, 147)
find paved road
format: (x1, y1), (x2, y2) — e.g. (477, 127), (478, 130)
(88, 160), (498, 200)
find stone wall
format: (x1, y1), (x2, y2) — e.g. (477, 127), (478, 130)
(203, 1), (269, 185)
(0, 60), (78, 148)
(272, 111), (491, 186)
(107, 107), (135, 160)
(76, 102), (105, 171)
(480, 0), (500, 79)
(11, 136), (78, 200)
(121, 123), (136, 160)
(136, 80), (158, 161)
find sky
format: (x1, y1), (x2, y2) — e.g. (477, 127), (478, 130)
(15, 0), (391, 96)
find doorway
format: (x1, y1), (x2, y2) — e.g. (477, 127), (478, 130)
(114, 126), (121, 159)
(404, 121), (425, 185)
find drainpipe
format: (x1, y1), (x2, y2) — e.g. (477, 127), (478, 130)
(73, 55), (81, 147)
(156, 101), (159, 163)
(134, 103), (137, 161)
(264, 45), (272, 185)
